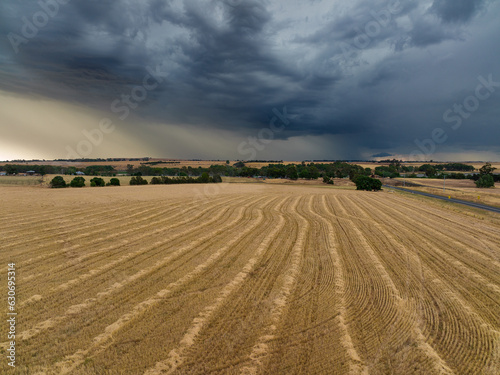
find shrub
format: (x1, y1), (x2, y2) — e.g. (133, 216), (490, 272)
(199, 172), (210, 183)
(323, 176), (334, 185)
(90, 177), (105, 187)
(130, 176), (148, 185)
(355, 176), (382, 191)
(212, 174), (222, 183)
(109, 178), (120, 186)
(70, 176), (85, 188)
(475, 174), (495, 188)
(150, 177), (163, 184)
(50, 176), (67, 188)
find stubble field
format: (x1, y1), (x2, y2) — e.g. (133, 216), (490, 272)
(0, 183), (499, 374)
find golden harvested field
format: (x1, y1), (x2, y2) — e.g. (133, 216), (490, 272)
(1, 184), (499, 374)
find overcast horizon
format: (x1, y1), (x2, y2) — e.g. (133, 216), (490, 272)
(1, 0), (499, 162)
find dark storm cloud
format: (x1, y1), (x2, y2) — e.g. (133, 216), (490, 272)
(430, 0), (486, 23)
(407, 17), (463, 47)
(0, 0), (499, 158)
(0, 0), (156, 107)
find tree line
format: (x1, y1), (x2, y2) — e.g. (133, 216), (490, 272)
(49, 173), (223, 188)
(50, 176), (121, 188)
(0, 161), (481, 179)
(9, 160), (496, 190)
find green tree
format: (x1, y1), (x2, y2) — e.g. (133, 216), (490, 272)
(389, 159), (401, 172)
(286, 165), (298, 180)
(85, 165), (115, 176)
(212, 174), (223, 183)
(130, 176), (148, 185)
(479, 163), (496, 176)
(425, 166), (436, 177)
(90, 177), (105, 186)
(375, 166), (400, 178)
(418, 164), (437, 177)
(355, 176), (382, 191)
(298, 168), (311, 179)
(70, 176), (85, 188)
(150, 177), (163, 184)
(309, 166), (320, 179)
(475, 174), (494, 188)
(50, 176), (67, 188)
(4, 165), (16, 174)
(109, 178), (120, 186)
(199, 172), (210, 183)
(66, 167), (77, 175)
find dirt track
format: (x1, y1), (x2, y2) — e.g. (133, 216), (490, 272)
(0, 184), (499, 374)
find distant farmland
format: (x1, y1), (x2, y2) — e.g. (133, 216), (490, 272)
(1, 184), (499, 374)
(387, 177), (500, 208)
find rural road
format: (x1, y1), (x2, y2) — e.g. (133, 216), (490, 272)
(383, 185), (500, 214)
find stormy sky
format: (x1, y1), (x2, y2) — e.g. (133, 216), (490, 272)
(0, 0), (499, 161)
